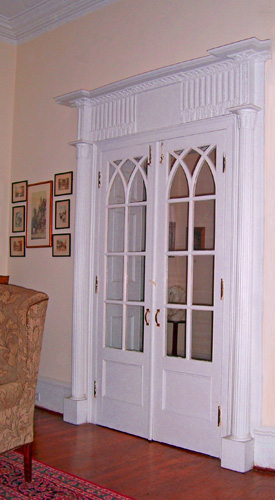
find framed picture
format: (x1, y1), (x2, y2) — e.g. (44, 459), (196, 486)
(26, 181), (53, 248)
(12, 205), (25, 233)
(54, 171), (73, 196)
(55, 199), (70, 229)
(52, 233), (71, 257)
(12, 180), (27, 203)
(194, 227), (205, 250)
(10, 236), (25, 257)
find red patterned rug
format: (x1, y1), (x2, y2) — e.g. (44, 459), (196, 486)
(0, 451), (136, 499)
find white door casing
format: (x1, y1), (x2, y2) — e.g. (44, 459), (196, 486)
(56, 38), (270, 472)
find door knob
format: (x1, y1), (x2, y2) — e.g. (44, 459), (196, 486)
(145, 308), (150, 326)
(155, 309), (160, 327)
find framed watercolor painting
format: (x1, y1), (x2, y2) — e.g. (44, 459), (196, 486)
(12, 205), (25, 233)
(12, 180), (27, 203)
(52, 233), (71, 257)
(55, 199), (70, 229)
(26, 181), (53, 248)
(10, 236), (25, 257)
(54, 171), (73, 196)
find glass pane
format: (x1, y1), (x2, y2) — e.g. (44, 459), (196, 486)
(109, 163), (115, 181)
(140, 158), (148, 177)
(106, 304), (123, 349)
(107, 208), (125, 252)
(191, 310), (213, 361)
(109, 174), (125, 204)
(194, 200), (215, 250)
(106, 256), (124, 300)
(169, 203), (188, 250)
(121, 159), (135, 184)
(195, 161), (215, 196)
(198, 145), (210, 152)
(193, 256), (214, 306)
(167, 308), (186, 358)
(168, 258), (187, 305)
(127, 256), (145, 301)
(129, 170), (146, 202)
(169, 167), (189, 199)
(183, 149), (201, 176)
(128, 206), (146, 252)
(126, 305), (144, 352)
(208, 147), (216, 168)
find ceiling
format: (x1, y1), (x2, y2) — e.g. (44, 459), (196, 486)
(0, 0), (118, 44)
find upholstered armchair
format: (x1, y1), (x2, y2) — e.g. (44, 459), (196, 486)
(0, 284), (49, 481)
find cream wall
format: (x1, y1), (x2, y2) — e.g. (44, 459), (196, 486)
(0, 41), (16, 274)
(6, 0), (275, 423)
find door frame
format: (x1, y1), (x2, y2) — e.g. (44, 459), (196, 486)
(56, 38), (270, 472)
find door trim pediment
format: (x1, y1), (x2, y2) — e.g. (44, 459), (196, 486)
(57, 38), (270, 473)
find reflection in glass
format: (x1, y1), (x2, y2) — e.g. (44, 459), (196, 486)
(121, 159), (135, 183)
(106, 304), (123, 349)
(127, 256), (145, 301)
(191, 310), (213, 361)
(128, 206), (146, 252)
(167, 308), (186, 358)
(106, 256), (124, 300)
(107, 208), (125, 252)
(168, 257), (187, 305)
(183, 149), (201, 176)
(126, 305), (144, 352)
(169, 167), (189, 199)
(129, 170), (146, 202)
(109, 174), (125, 204)
(195, 162), (215, 196)
(194, 200), (215, 250)
(193, 256), (214, 306)
(169, 203), (189, 250)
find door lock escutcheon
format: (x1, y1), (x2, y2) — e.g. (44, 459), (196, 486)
(155, 309), (160, 327)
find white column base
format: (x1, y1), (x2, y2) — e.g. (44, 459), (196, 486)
(221, 436), (254, 472)
(63, 397), (87, 425)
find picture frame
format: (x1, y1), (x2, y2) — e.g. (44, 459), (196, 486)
(52, 233), (71, 257)
(55, 199), (70, 229)
(10, 236), (25, 257)
(12, 180), (28, 203)
(54, 171), (73, 196)
(26, 181), (53, 248)
(194, 227), (205, 250)
(12, 205), (25, 233)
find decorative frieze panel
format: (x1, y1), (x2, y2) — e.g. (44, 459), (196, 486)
(55, 38), (270, 141)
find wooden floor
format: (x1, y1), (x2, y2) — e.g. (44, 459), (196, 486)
(32, 408), (275, 500)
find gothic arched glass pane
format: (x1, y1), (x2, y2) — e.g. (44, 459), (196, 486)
(109, 174), (125, 204)
(129, 170), (146, 202)
(169, 167), (189, 199)
(195, 162), (215, 196)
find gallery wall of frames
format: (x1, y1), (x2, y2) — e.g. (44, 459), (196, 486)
(10, 171), (73, 258)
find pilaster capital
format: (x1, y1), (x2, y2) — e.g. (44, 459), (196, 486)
(228, 104), (261, 130)
(70, 141), (93, 160)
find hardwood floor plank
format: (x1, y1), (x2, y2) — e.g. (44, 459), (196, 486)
(32, 408), (275, 500)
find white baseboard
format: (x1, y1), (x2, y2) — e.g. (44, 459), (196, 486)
(254, 427), (275, 470)
(35, 376), (71, 415)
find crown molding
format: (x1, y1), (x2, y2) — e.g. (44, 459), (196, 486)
(0, 0), (119, 45)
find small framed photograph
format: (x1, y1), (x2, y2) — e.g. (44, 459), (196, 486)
(12, 180), (28, 203)
(10, 236), (25, 257)
(54, 171), (73, 196)
(55, 199), (70, 229)
(52, 233), (71, 257)
(12, 205), (25, 233)
(26, 181), (53, 248)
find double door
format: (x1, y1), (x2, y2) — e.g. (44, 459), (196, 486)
(95, 126), (226, 457)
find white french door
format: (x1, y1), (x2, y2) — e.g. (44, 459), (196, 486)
(95, 125), (227, 457)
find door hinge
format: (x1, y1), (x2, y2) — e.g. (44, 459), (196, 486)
(147, 145), (152, 167)
(223, 154), (226, 173)
(95, 275), (99, 294)
(220, 278), (224, 300)
(218, 406), (222, 427)
(94, 381), (97, 398)
(98, 171), (101, 188)
(160, 142), (164, 164)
